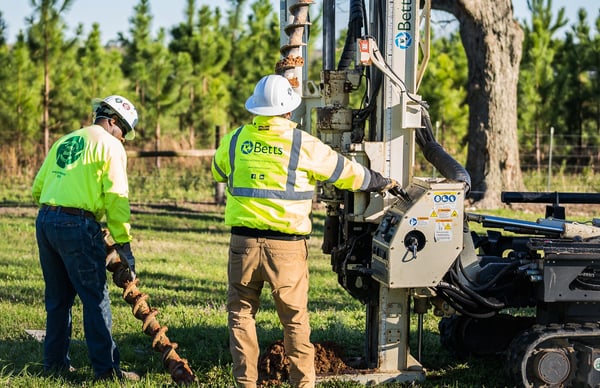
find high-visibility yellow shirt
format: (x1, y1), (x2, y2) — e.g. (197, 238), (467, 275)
(212, 116), (374, 235)
(32, 125), (132, 243)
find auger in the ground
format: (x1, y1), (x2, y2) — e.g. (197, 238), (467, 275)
(104, 232), (196, 385)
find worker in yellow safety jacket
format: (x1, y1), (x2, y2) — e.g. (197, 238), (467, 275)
(32, 95), (139, 382)
(212, 74), (400, 388)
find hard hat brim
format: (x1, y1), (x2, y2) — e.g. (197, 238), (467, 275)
(245, 93), (302, 116)
(91, 98), (105, 112)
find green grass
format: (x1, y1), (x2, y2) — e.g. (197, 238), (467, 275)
(0, 203), (517, 388)
(4, 166), (594, 387)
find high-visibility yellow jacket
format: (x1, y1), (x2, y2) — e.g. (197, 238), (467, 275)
(32, 125), (132, 243)
(212, 116), (375, 235)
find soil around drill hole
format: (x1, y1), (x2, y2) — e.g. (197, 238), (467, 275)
(257, 340), (358, 387)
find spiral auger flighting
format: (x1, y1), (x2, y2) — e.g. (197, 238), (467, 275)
(104, 234), (196, 386)
(276, 0), (313, 88)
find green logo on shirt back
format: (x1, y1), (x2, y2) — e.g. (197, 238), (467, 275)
(56, 136), (85, 168)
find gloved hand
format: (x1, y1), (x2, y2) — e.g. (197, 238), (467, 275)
(388, 185), (411, 201)
(374, 177), (411, 201)
(381, 178), (398, 192)
(114, 242), (136, 282)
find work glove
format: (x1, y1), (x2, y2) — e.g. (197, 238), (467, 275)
(388, 184), (411, 201)
(380, 178), (398, 192)
(366, 171), (395, 192)
(369, 175), (398, 193)
(367, 172), (412, 201)
(379, 178), (412, 201)
(114, 242), (136, 282)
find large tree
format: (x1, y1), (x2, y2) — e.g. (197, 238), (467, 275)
(432, 0), (525, 207)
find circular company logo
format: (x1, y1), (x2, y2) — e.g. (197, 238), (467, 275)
(240, 140), (254, 155)
(394, 32), (412, 49)
(56, 136), (85, 168)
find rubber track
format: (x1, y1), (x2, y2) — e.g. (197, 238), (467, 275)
(506, 322), (600, 387)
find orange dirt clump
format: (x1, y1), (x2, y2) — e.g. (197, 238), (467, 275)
(257, 340), (357, 387)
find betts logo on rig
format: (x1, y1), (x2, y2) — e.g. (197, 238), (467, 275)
(395, 31), (412, 49)
(240, 140), (283, 155)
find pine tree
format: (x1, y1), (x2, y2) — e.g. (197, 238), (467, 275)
(169, 2), (232, 148)
(120, 0), (180, 166)
(0, 32), (42, 158)
(227, 0), (280, 125)
(26, 0), (75, 154)
(419, 31), (469, 167)
(518, 0), (566, 172)
(77, 23), (126, 125)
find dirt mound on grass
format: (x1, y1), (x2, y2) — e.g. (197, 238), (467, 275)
(257, 340), (357, 386)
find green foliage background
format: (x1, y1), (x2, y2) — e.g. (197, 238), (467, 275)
(0, 0), (599, 182)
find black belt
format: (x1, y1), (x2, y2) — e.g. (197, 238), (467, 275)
(42, 205), (96, 221)
(231, 226), (308, 241)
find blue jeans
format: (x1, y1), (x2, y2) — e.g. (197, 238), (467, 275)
(36, 207), (120, 377)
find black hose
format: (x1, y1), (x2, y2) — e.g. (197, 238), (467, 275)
(435, 284), (497, 319)
(417, 107), (472, 192)
(338, 0), (364, 70)
(448, 267), (505, 310)
(457, 256), (521, 292)
(573, 278), (600, 291)
(435, 282), (480, 310)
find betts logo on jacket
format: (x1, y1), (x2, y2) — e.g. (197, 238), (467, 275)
(240, 140), (283, 155)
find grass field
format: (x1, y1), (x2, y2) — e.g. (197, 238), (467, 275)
(0, 200), (517, 388)
(5, 164), (597, 387)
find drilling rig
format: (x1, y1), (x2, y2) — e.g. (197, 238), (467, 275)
(277, 0), (600, 387)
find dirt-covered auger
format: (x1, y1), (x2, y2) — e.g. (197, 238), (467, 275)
(104, 231), (196, 385)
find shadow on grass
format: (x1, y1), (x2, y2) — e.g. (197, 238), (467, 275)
(0, 308), (510, 387)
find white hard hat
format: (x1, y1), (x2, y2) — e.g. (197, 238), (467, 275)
(245, 75), (302, 116)
(92, 95), (138, 140)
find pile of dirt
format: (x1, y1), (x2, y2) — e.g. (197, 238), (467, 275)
(258, 340), (357, 386)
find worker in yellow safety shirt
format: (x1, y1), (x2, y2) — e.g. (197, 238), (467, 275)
(32, 95), (140, 382)
(212, 74), (400, 388)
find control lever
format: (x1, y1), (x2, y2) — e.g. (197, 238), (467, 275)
(389, 185), (411, 201)
(407, 236), (419, 260)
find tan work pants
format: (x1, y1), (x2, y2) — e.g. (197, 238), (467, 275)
(227, 234), (315, 388)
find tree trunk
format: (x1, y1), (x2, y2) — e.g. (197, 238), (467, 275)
(432, 0), (525, 208)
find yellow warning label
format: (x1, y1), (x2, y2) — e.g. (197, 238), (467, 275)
(451, 210), (458, 217)
(431, 211), (438, 217)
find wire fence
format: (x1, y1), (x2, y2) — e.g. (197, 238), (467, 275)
(518, 128), (600, 191)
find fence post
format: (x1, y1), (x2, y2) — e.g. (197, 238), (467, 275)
(214, 125), (226, 205)
(547, 126), (554, 191)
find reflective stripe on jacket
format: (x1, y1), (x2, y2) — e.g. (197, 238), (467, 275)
(32, 125), (132, 243)
(212, 116), (373, 235)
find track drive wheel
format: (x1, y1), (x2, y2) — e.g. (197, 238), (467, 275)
(506, 325), (576, 388)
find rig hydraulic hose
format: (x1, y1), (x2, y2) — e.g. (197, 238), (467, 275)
(417, 106), (471, 192)
(337, 0), (364, 70)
